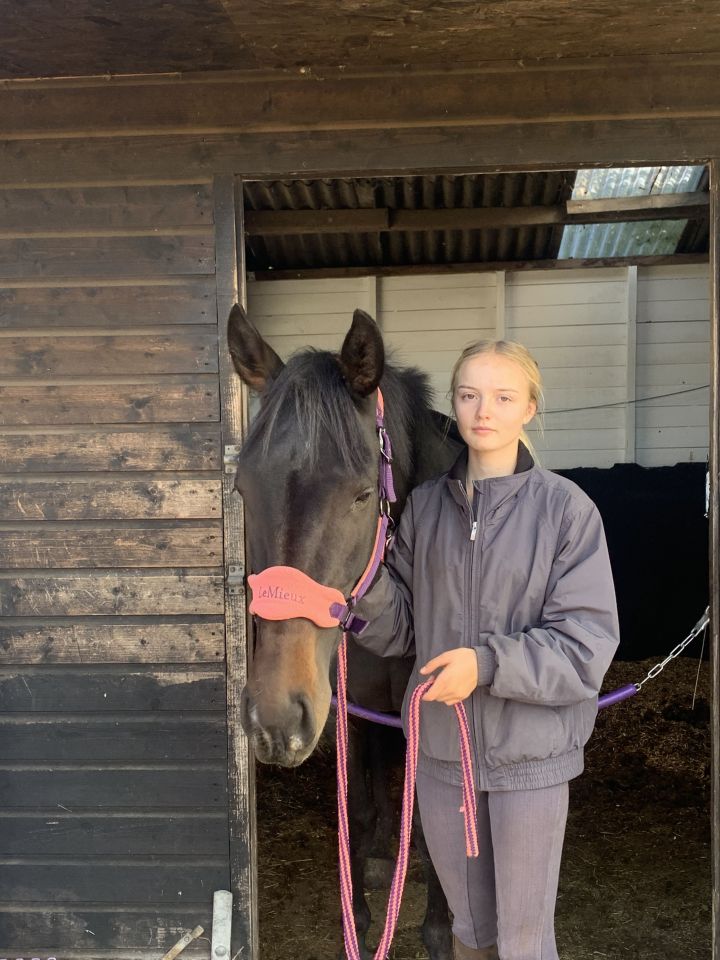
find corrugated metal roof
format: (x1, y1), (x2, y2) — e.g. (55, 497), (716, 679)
(244, 172), (575, 271)
(558, 165), (706, 259)
(243, 168), (708, 273)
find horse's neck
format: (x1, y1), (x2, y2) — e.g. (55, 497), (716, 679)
(412, 410), (463, 487)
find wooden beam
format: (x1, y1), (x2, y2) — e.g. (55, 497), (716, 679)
(243, 196), (709, 237)
(1, 119), (719, 187)
(214, 175), (258, 959)
(567, 191), (709, 219)
(2, 58), (720, 140)
(248, 253), (708, 282)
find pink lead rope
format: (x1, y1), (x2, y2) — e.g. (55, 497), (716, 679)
(336, 630), (479, 960)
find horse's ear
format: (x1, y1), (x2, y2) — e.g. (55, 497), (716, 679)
(339, 309), (384, 398)
(227, 304), (284, 392)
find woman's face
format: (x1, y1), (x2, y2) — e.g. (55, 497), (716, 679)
(453, 352), (537, 457)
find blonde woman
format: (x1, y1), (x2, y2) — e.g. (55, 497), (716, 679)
(351, 340), (620, 960)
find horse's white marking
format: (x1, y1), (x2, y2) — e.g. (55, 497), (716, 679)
(288, 734), (304, 753)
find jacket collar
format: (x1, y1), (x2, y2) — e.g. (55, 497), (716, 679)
(446, 439), (536, 510)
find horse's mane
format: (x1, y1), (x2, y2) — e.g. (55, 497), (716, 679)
(242, 348), (437, 483)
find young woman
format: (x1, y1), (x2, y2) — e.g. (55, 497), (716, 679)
(351, 340), (620, 960)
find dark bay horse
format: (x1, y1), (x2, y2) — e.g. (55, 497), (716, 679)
(228, 304), (462, 959)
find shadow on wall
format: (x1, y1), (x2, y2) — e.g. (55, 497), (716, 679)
(557, 462), (708, 661)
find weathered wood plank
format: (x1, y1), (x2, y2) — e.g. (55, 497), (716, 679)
(0, 859), (229, 900)
(0, 573), (224, 616)
(0, 717), (227, 761)
(0, 620), (224, 663)
(0, 666), (225, 712)
(0, 281), (216, 329)
(0, 61), (719, 138)
(0, 522), (223, 568)
(0, 184), (214, 232)
(0, 333), (218, 376)
(215, 174), (257, 956)
(0, 381), (220, 425)
(0, 236), (214, 279)
(0, 426), (220, 472)
(0, 479), (222, 521)
(0, 906), (214, 952)
(0, 120), (718, 186)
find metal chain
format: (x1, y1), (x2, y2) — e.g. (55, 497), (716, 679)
(636, 607), (710, 689)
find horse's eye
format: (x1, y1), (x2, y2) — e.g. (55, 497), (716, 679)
(353, 490), (374, 506)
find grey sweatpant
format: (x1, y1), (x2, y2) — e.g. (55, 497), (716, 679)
(416, 769), (569, 960)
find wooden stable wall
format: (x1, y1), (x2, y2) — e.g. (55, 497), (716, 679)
(248, 263), (710, 470)
(0, 182), (232, 957)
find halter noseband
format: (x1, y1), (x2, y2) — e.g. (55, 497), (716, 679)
(247, 388), (396, 635)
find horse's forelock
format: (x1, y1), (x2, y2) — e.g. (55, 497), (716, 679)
(241, 348), (433, 481)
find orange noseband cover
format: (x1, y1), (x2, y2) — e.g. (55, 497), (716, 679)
(248, 566), (347, 629)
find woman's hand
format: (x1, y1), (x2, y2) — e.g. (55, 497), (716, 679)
(419, 647), (478, 705)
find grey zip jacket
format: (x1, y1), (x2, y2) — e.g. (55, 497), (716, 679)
(351, 441), (620, 791)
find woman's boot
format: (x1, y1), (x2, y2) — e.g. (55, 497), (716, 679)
(452, 935), (499, 959)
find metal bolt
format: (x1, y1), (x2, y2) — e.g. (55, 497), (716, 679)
(214, 948), (228, 957)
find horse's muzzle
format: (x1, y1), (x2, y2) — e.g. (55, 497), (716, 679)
(240, 684), (317, 766)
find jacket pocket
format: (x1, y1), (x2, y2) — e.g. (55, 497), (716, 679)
(482, 697), (565, 767)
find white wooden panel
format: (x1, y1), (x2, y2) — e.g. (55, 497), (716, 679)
(636, 363), (709, 386)
(541, 408), (625, 430)
(637, 386), (709, 407)
(382, 309), (494, 333)
(506, 280), (625, 308)
(507, 303), (623, 327)
(512, 323), (627, 348)
(510, 267), (628, 285)
(538, 450), (624, 469)
(636, 300), (710, 323)
(248, 278), (369, 295)
(381, 274), (496, 290)
(636, 321), (710, 344)
(636, 426), (710, 449)
(380, 287), (495, 312)
(635, 263), (710, 466)
(638, 448), (709, 467)
(637, 405), (709, 429)
(639, 342), (710, 366)
(263, 332), (344, 356)
(528, 428), (625, 451)
(248, 289), (367, 317)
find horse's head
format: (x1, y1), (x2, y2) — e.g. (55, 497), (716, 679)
(228, 304), (389, 766)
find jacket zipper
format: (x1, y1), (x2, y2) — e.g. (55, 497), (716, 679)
(461, 481), (485, 790)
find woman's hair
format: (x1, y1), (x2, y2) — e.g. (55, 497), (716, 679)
(448, 339), (545, 464)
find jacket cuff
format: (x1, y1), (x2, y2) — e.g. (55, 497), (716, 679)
(475, 645), (497, 687)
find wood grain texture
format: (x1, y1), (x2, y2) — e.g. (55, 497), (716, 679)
(0, 282), (216, 329)
(0, 572), (224, 616)
(0, 717), (227, 761)
(0, 426), (220, 472)
(0, 184), (214, 231)
(0, 119), (716, 188)
(214, 174), (257, 957)
(0, 236), (214, 279)
(0, 522), (223, 568)
(0, 620), (224, 663)
(0, 666), (225, 712)
(0, 332), (218, 376)
(0, 381), (220, 425)
(0, 858), (229, 900)
(0, 905), (215, 951)
(0, 479), (222, 520)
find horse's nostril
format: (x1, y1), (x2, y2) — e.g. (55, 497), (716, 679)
(292, 692), (315, 747)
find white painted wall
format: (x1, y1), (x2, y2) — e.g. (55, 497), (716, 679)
(247, 264), (710, 470)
